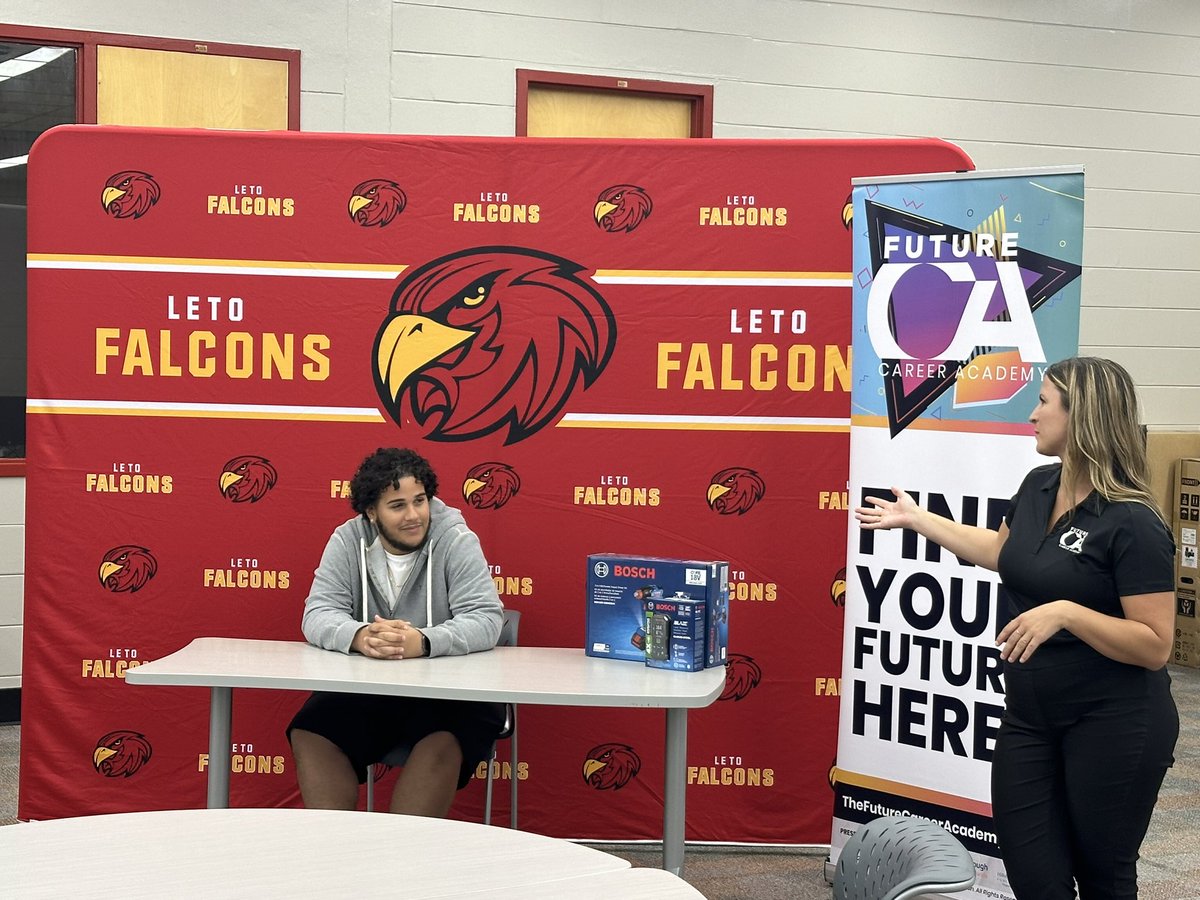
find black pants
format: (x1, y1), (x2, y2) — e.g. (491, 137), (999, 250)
(287, 692), (506, 789)
(991, 653), (1178, 899)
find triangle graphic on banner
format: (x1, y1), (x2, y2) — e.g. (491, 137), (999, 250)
(863, 199), (1082, 436)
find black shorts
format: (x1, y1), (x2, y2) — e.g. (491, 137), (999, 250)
(287, 692), (506, 790)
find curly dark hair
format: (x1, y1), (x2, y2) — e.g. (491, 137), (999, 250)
(349, 448), (439, 514)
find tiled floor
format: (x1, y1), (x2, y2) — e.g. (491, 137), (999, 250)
(3, 664), (1199, 898)
(609, 662), (1200, 898)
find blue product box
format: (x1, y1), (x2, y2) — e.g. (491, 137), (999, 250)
(586, 554), (729, 665)
(645, 594), (706, 671)
(706, 562), (729, 668)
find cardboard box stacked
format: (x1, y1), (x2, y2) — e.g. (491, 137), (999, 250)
(1146, 433), (1200, 669)
(1173, 459), (1200, 667)
(585, 554), (729, 671)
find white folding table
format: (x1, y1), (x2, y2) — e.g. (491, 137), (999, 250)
(126, 638), (725, 875)
(0, 808), (705, 897)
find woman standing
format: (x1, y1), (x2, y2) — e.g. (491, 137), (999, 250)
(856, 357), (1177, 900)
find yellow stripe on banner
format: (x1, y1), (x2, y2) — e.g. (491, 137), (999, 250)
(557, 419), (848, 433)
(27, 253), (405, 274)
(593, 269), (848, 281)
(849, 414), (892, 428)
(28, 406), (384, 423)
(831, 767), (993, 818)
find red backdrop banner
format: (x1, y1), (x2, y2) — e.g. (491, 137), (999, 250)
(19, 127), (971, 841)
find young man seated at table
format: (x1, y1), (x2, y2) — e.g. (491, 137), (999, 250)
(287, 447), (504, 816)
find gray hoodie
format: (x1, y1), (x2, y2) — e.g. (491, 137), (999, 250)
(300, 497), (503, 657)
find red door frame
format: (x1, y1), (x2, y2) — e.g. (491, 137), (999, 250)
(515, 68), (713, 138)
(0, 23), (300, 474)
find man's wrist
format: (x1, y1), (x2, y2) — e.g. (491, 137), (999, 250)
(420, 631), (431, 657)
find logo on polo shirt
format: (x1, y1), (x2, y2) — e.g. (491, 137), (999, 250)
(1059, 527), (1088, 554)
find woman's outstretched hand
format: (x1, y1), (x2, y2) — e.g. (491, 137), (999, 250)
(854, 488), (920, 530)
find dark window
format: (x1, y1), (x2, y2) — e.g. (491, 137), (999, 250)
(0, 42), (77, 458)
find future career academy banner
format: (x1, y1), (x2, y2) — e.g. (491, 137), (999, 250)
(21, 127), (970, 843)
(832, 168), (1083, 894)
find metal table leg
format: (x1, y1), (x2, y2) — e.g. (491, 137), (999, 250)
(207, 686), (233, 809)
(663, 707), (687, 876)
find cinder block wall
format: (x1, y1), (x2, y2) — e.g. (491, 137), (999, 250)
(0, 478), (23, 695)
(2, 0), (1198, 694)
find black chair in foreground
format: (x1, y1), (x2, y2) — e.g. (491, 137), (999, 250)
(365, 608), (521, 826)
(833, 814), (976, 900)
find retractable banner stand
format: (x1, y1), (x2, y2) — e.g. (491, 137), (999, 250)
(831, 168), (1083, 894)
(21, 126), (972, 842)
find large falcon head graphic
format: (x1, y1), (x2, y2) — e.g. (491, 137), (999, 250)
(348, 178), (407, 228)
(582, 742), (641, 790)
(219, 455), (279, 504)
(706, 467), (766, 516)
(594, 184), (652, 233)
(93, 730), (153, 777)
(102, 171), (160, 219)
(374, 246), (616, 445)
(98, 545), (158, 593)
(462, 461), (520, 510)
(842, 191), (854, 230)
(720, 653), (763, 702)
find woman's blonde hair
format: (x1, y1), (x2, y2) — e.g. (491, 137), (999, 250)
(1044, 356), (1164, 521)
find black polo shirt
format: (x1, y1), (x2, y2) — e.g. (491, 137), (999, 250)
(996, 463), (1175, 660)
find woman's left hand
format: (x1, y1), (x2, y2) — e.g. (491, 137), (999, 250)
(996, 601), (1073, 663)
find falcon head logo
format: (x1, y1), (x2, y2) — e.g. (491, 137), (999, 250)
(706, 467), (766, 516)
(841, 191), (853, 230)
(102, 171), (161, 220)
(594, 184), (652, 233)
(374, 246), (616, 445)
(720, 653), (763, 702)
(219, 455), (279, 504)
(98, 545), (158, 593)
(348, 178), (407, 228)
(831, 567), (846, 607)
(462, 461), (520, 510)
(582, 742), (641, 790)
(93, 730), (152, 777)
